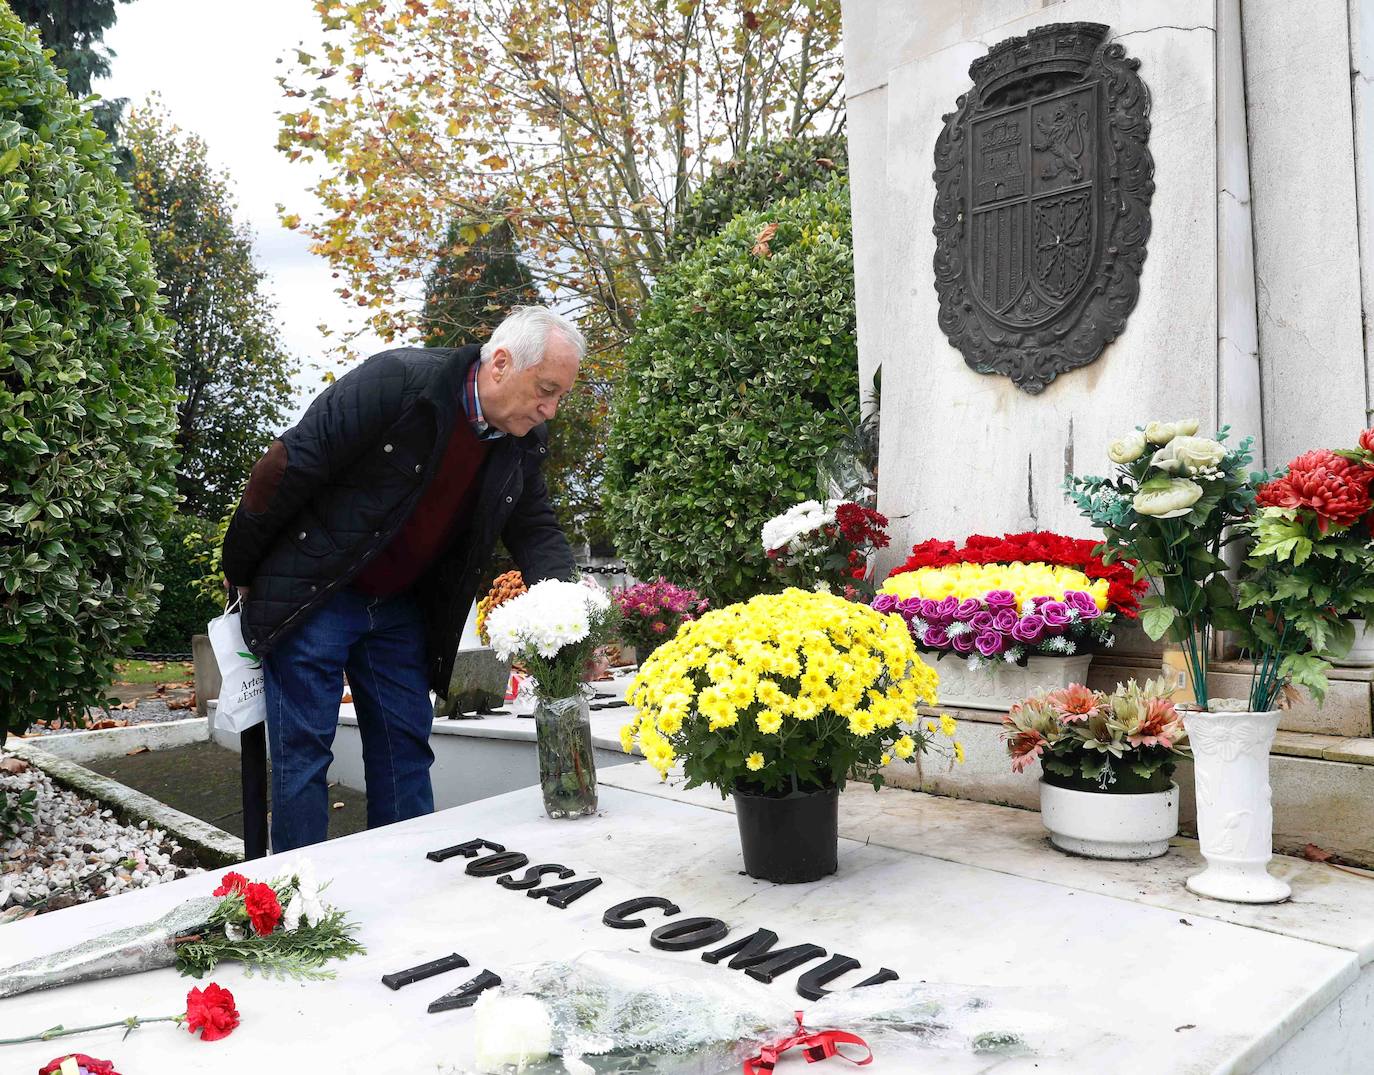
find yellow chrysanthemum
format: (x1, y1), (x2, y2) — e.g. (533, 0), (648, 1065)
(939, 713), (958, 737)
(954, 742), (966, 764)
(746, 752), (765, 771)
(893, 735), (915, 759)
(756, 709), (783, 735)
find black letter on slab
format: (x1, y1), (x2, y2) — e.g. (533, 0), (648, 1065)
(857, 967), (899, 988)
(603, 896), (681, 929)
(427, 837), (505, 862)
(650, 916), (731, 951)
(701, 929), (827, 983)
(426, 969), (503, 1013)
(497, 864), (574, 890)
(796, 954), (864, 1000)
(528, 876), (603, 908)
(381, 952), (469, 991)
(465, 851), (529, 877)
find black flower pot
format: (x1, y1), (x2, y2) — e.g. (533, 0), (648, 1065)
(731, 783), (838, 884)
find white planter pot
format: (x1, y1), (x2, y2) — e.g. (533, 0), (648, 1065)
(1334, 619), (1374, 667)
(1039, 779), (1179, 860)
(932, 654), (1093, 711)
(1182, 710), (1290, 904)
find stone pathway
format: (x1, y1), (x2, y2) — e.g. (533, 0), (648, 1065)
(82, 740), (369, 842)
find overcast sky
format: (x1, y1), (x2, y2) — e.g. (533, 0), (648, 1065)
(98, 0), (395, 425)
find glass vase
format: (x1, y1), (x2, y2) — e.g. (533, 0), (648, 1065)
(534, 694), (598, 819)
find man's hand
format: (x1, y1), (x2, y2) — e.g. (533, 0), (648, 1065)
(223, 577), (250, 603)
(581, 649), (610, 683)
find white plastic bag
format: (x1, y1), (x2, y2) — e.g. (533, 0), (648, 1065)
(208, 595), (266, 732)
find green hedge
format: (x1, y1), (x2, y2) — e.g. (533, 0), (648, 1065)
(0, 10), (178, 739)
(141, 514), (223, 653)
(606, 180), (858, 604)
(668, 133), (848, 258)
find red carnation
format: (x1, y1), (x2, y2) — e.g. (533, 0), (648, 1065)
(40, 1056), (120, 1075)
(1360, 427), (1374, 454)
(212, 871), (249, 898)
(184, 982), (240, 1042)
(243, 881), (283, 935)
(1257, 449), (1373, 533)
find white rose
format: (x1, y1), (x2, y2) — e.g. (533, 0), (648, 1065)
(1108, 431), (1147, 464)
(1144, 421), (1179, 445)
(1151, 435), (1226, 476)
(1132, 476), (1204, 518)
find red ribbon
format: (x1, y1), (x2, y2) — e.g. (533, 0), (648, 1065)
(743, 1011), (873, 1074)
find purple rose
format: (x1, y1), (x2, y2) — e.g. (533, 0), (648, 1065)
(991, 607), (1019, 633)
(897, 596), (924, 619)
(919, 598), (943, 620)
(985, 590), (1018, 610)
(923, 626), (951, 649)
(950, 631), (976, 654)
(935, 596), (960, 620)
(953, 598), (983, 623)
(970, 610), (996, 632)
(871, 593), (899, 614)
(1011, 613), (1046, 644)
(1065, 590), (1101, 620)
(975, 631), (1004, 657)
(1041, 601), (1071, 629)
(1031, 595), (1053, 609)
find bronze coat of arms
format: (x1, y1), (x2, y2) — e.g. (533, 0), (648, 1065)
(932, 22), (1154, 393)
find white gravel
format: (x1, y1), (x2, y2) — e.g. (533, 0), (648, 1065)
(0, 756), (203, 921)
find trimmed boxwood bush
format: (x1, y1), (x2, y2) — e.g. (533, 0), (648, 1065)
(668, 133), (848, 258)
(606, 180), (858, 604)
(0, 10), (178, 740)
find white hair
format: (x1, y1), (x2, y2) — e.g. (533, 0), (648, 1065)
(480, 305), (586, 370)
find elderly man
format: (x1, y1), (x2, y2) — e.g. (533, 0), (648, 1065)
(221, 305), (582, 851)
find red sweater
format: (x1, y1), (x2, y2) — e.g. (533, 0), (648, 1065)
(351, 417), (490, 597)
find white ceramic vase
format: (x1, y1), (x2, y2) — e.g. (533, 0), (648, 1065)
(933, 654), (1093, 712)
(1039, 780), (1179, 860)
(1333, 619), (1374, 667)
(1182, 710), (1290, 904)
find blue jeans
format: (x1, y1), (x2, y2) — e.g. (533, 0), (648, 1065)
(263, 589), (436, 851)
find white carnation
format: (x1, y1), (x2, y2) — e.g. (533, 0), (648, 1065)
(761, 499), (839, 554)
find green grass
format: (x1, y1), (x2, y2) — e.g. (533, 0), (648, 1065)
(113, 659), (194, 685)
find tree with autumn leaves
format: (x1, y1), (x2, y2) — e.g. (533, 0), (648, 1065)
(275, 0), (845, 353)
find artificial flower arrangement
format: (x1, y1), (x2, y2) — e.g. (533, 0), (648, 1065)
(0, 864), (363, 1001)
(476, 569), (527, 646)
(612, 577), (709, 661)
(1236, 427), (1374, 707)
(888, 531), (1147, 618)
(486, 577), (620, 818)
(622, 588), (960, 792)
(1002, 679), (1187, 793)
(1064, 419), (1256, 709)
(874, 562), (1114, 668)
(760, 499), (891, 598)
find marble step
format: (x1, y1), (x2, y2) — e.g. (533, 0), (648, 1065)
(896, 710), (1374, 869)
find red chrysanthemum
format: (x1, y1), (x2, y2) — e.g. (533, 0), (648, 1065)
(184, 982), (240, 1042)
(243, 881), (282, 935)
(40, 1055), (120, 1075)
(211, 871), (249, 898)
(1257, 449), (1374, 533)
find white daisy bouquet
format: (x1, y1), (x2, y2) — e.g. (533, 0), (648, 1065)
(486, 578), (620, 702)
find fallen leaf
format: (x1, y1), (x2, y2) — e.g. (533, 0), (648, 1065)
(1303, 843), (1334, 862)
(751, 221), (778, 258)
(1174, 1024), (1195, 1033)
(1177, 917), (1192, 926)
(0, 756), (29, 774)
(332, 801), (346, 810)
(341, 693), (353, 704)
(125, 746), (150, 756)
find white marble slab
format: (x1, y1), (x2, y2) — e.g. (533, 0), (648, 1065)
(0, 779), (1365, 1074)
(601, 762), (1374, 965)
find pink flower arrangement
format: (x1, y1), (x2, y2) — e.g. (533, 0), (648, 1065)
(1003, 679), (1187, 792)
(613, 578), (709, 659)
